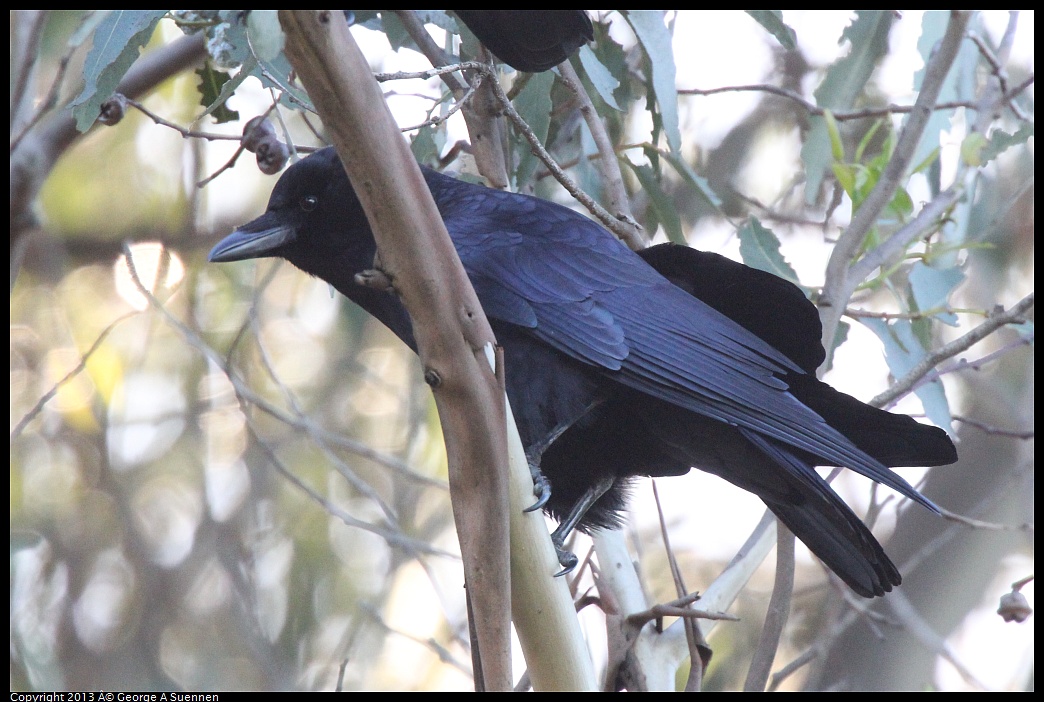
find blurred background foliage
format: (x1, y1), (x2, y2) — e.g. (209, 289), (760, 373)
(10, 10), (1034, 691)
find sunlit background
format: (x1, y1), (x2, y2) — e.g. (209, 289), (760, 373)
(11, 10), (1033, 691)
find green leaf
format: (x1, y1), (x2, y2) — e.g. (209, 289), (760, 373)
(910, 12), (969, 174)
(626, 159), (684, 244)
(196, 56), (253, 122)
(68, 10), (113, 49)
(71, 10), (167, 132)
(410, 125), (440, 166)
(861, 318), (952, 431)
(625, 11), (681, 153)
(817, 12), (895, 110)
(512, 71), (554, 186)
(745, 10), (797, 50)
(910, 146), (941, 175)
(590, 21), (633, 107)
(577, 46), (622, 111)
(854, 118), (885, 163)
(380, 11), (410, 52)
(980, 123), (1034, 165)
(909, 262), (963, 326)
(831, 163), (856, 199)
(194, 66), (240, 124)
(413, 10), (456, 33)
(737, 217), (800, 286)
(663, 152), (723, 211)
(824, 110), (844, 161)
(454, 15), (482, 63)
(824, 320), (850, 373)
(246, 9), (283, 61)
(960, 132), (989, 166)
(887, 186), (914, 220)
(801, 11), (893, 202)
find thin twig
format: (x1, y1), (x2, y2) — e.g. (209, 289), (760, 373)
(743, 523), (794, 692)
(398, 73), (483, 133)
(679, 76), (1032, 123)
(557, 60), (644, 249)
(870, 293), (1033, 407)
(119, 242), (450, 558)
(474, 63), (646, 243)
(12, 310), (140, 439)
(953, 415), (1034, 440)
(652, 481), (706, 690)
(392, 10), (469, 95)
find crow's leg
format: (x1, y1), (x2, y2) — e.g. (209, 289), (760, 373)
(547, 476), (616, 576)
(524, 454), (553, 513)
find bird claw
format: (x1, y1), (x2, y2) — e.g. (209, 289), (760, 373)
(553, 547), (579, 577)
(525, 473), (551, 513)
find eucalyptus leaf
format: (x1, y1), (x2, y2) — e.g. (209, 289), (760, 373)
(909, 262), (963, 326)
(246, 10), (283, 62)
(577, 46), (622, 111)
(861, 318), (953, 431)
(745, 10), (796, 51)
(627, 159), (684, 244)
(71, 10), (166, 132)
(738, 218), (800, 286)
(801, 11), (893, 202)
(512, 71), (554, 186)
(625, 10), (681, 153)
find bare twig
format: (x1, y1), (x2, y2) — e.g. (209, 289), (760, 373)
(767, 647), (818, 692)
(845, 306), (981, 321)
(557, 60), (644, 249)
(743, 524), (794, 692)
(392, 10), (469, 94)
(11, 310), (140, 439)
(953, 415), (1034, 440)
(125, 96), (245, 143)
(397, 73), (483, 133)
(870, 293), (1033, 407)
(118, 243), (449, 558)
(679, 73), (1032, 124)
(652, 482), (707, 690)
(625, 594), (740, 626)
(887, 592), (991, 690)
(9, 11), (49, 129)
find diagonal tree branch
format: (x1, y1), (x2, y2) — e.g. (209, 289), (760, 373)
(277, 9), (512, 690)
(818, 11), (972, 362)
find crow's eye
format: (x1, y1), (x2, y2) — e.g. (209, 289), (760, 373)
(300, 195), (318, 212)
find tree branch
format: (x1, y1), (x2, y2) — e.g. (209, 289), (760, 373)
(819, 11), (972, 362)
(10, 31), (207, 258)
(277, 10), (515, 689)
(870, 293), (1034, 408)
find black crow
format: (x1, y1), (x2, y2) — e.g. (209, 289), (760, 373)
(454, 10), (594, 72)
(209, 147), (957, 597)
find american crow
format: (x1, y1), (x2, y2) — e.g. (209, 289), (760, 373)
(209, 147), (957, 597)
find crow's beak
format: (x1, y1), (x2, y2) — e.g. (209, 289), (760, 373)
(208, 215), (297, 263)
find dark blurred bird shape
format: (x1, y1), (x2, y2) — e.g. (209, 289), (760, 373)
(209, 147), (957, 597)
(454, 10), (593, 72)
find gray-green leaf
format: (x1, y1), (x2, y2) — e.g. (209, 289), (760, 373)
(71, 10), (167, 132)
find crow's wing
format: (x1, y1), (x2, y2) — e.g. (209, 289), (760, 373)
(433, 174), (937, 511)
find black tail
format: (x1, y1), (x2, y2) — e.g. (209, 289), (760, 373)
(640, 242), (957, 470)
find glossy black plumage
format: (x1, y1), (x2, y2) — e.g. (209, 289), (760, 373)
(209, 147), (957, 597)
(455, 10), (593, 72)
